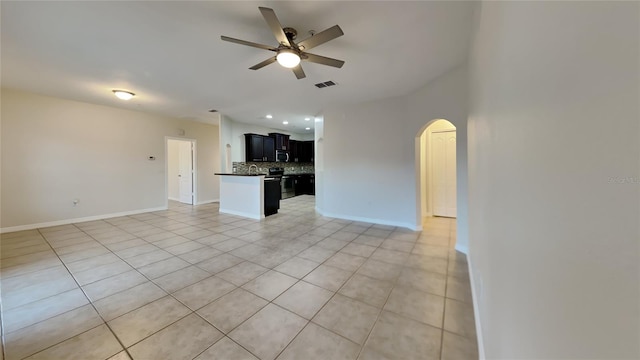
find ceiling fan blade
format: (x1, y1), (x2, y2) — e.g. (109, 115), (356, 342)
(259, 7), (291, 47)
(221, 36), (277, 52)
(303, 53), (345, 68)
(250, 57), (277, 70)
(292, 65), (306, 79)
(297, 25), (344, 51)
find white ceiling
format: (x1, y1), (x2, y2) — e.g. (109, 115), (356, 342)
(1, 1), (475, 134)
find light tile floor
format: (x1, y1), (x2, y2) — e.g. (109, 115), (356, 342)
(0, 196), (478, 360)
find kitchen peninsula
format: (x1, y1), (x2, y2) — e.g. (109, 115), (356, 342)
(214, 173), (280, 219)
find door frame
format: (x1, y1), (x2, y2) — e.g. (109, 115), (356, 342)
(165, 136), (197, 207)
(415, 119), (457, 227)
(430, 129), (457, 218)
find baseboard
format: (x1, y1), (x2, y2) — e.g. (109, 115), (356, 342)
(466, 253), (486, 359)
(168, 197), (180, 202)
(196, 199), (219, 205)
(315, 208), (421, 231)
(218, 208), (264, 220)
(0, 206), (168, 234)
(455, 243), (468, 254)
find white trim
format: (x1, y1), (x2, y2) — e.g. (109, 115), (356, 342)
(454, 242), (468, 254)
(316, 208), (421, 231)
(196, 199), (219, 205)
(219, 208), (264, 220)
(0, 206), (168, 234)
(168, 196), (181, 202)
(467, 253), (486, 359)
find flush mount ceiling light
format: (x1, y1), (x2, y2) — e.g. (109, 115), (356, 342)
(276, 49), (301, 68)
(112, 90), (135, 100)
(266, 114), (273, 119)
(282, 121), (289, 125)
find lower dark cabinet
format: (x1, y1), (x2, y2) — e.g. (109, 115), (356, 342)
(264, 178), (281, 216)
(294, 174), (315, 196)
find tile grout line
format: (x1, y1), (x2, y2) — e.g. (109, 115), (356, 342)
(440, 221), (453, 360)
(352, 232), (411, 359)
(4, 199), (470, 359)
(22, 226), (135, 360)
(60, 214), (253, 358)
(190, 220), (370, 359)
(73, 205), (322, 357)
(184, 207), (355, 359)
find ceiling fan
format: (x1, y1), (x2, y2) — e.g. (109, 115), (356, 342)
(221, 7), (345, 79)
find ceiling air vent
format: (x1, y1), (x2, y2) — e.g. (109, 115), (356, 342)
(315, 80), (337, 89)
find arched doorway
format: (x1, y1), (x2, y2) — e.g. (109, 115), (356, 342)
(416, 119), (457, 222)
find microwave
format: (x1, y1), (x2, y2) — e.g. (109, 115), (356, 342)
(275, 150), (289, 162)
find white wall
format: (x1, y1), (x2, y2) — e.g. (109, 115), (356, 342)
(319, 65), (469, 242)
(467, 1), (639, 358)
(314, 116), (325, 212)
(167, 139), (180, 201)
(219, 115), (233, 173)
(1, 89), (220, 231)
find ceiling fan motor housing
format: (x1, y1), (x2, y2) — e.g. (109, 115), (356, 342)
(283, 27), (298, 41)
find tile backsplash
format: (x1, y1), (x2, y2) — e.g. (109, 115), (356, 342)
(232, 162), (314, 175)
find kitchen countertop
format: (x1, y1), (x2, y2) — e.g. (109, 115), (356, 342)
(214, 173), (264, 176)
(216, 173), (315, 176)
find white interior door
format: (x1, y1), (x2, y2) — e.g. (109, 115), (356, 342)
(178, 141), (193, 204)
(432, 130), (457, 217)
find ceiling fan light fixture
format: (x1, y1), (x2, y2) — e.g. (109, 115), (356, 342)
(112, 90), (135, 100)
(276, 49), (301, 68)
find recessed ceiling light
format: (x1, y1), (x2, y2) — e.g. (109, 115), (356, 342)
(304, 117), (310, 121)
(112, 90), (135, 100)
(266, 114), (273, 119)
(283, 121), (289, 125)
(305, 127), (311, 130)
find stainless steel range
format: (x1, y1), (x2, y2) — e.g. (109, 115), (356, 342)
(268, 167), (294, 199)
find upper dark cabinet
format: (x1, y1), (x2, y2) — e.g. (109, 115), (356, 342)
(288, 140), (314, 163)
(269, 133), (290, 151)
(298, 140), (314, 162)
(263, 136), (275, 161)
(245, 133), (275, 162)
(289, 140), (298, 162)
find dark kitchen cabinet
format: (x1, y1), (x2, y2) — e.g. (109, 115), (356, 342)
(269, 133), (290, 151)
(264, 178), (281, 216)
(289, 140), (299, 162)
(294, 174), (315, 195)
(300, 141), (314, 163)
(263, 136), (275, 161)
(244, 134), (275, 162)
(289, 140), (314, 163)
